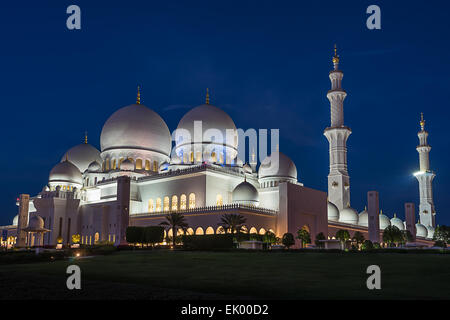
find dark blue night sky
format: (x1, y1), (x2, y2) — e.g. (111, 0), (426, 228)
(0, 0), (448, 226)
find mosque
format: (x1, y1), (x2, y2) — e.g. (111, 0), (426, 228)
(0, 47), (437, 248)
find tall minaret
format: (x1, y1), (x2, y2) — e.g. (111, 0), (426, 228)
(414, 113), (436, 227)
(324, 45), (352, 210)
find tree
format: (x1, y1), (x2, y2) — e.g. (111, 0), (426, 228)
(335, 229), (350, 250)
(126, 226), (144, 246)
(383, 225), (403, 247)
(400, 229), (414, 246)
(296, 229), (311, 248)
(361, 240), (374, 251)
(282, 233), (295, 249)
(263, 231), (277, 244)
(218, 214), (247, 235)
(315, 232), (326, 248)
(159, 212), (189, 247)
(433, 225), (449, 247)
(352, 231), (365, 247)
(143, 226), (165, 247)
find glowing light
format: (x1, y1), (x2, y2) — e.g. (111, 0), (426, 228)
(413, 171), (425, 176)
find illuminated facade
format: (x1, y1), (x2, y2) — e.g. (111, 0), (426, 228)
(0, 48), (437, 248)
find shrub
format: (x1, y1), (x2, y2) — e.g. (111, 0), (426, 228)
(361, 240), (374, 251)
(373, 242), (381, 249)
(282, 233), (295, 249)
(143, 226), (165, 246)
(126, 226), (144, 245)
(182, 234), (234, 250)
(315, 232), (326, 248)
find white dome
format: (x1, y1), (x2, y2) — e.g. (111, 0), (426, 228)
(390, 214), (404, 230)
(49, 160), (82, 185)
(339, 207), (358, 224)
(416, 223), (428, 238)
(100, 103), (171, 156)
(120, 158), (134, 171)
(175, 103), (238, 151)
(13, 215), (18, 226)
(258, 151), (297, 181)
(87, 161), (102, 172)
(61, 143), (101, 172)
(379, 211), (391, 230)
(327, 201), (339, 221)
(232, 180), (259, 206)
(426, 225), (435, 239)
(358, 208), (368, 227)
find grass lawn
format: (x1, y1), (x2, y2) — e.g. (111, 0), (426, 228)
(0, 250), (449, 300)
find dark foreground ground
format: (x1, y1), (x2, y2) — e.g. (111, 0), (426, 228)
(0, 250), (449, 300)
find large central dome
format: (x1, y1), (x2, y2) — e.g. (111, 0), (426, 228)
(100, 103), (171, 156)
(176, 104), (238, 150)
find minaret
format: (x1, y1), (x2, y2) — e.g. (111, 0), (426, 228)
(324, 45), (352, 210)
(414, 113), (436, 227)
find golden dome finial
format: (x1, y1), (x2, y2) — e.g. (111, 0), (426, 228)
(84, 131), (88, 144)
(332, 44), (340, 65)
(205, 88), (210, 104)
(420, 112), (425, 131)
(136, 85), (141, 105)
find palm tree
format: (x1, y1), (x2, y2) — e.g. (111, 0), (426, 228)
(159, 212), (188, 247)
(218, 214), (247, 234)
(296, 229), (311, 248)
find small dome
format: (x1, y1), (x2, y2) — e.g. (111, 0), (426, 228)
(379, 211), (391, 230)
(358, 208), (368, 226)
(390, 214), (404, 230)
(416, 223), (428, 238)
(327, 201), (339, 221)
(100, 103), (171, 156)
(87, 161), (102, 172)
(120, 158), (134, 171)
(13, 215), (18, 226)
(426, 225), (435, 239)
(232, 180), (259, 206)
(61, 142), (101, 172)
(28, 215), (44, 230)
(339, 207), (358, 225)
(49, 160), (82, 185)
(258, 151), (297, 181)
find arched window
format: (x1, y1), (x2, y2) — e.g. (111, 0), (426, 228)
(118, 158), (124, 169)
(195, 227), (204, 235)
(163, 196), (170, 212)
(112, 159), (116, 170)
(241, 225), (248, 233)
(180, 194), (187, 210)
(177, 229), (185, 236)
(249, 227), (258, 234)
(186, 228), (194, 235)
(190, 152), (194, 163)
(148, 199), (154, 212)
(105, 159), (110, 171)
(145, 160), (151, 171)
(94, 232), (100, 243)
(136, 159), (143, 170)
(189, 193), (196, 209)
(156, 198), (162, 212)
(216, 194), (223, 206)
(206, 227), (214, 235)
(153, 161), (158, 172)
(196, 152), (202, 162)
(171, 195), (178, 211)
(211, 152), (217, 162)
(219, 153), (224, 164)
(86, 178), (90, 186)
(259, 228), (266, 235)
(216, 226), (225, 234)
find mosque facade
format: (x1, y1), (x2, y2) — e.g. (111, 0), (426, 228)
(0, 48), (437, 248)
